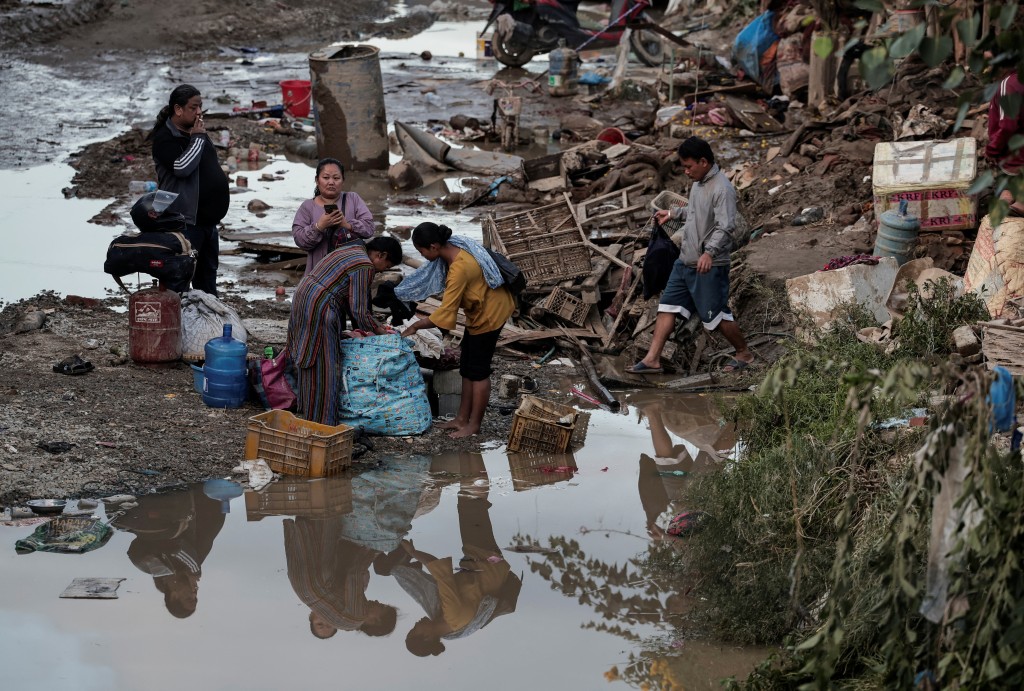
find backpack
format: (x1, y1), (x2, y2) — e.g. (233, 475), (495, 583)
(486, 248), (527, 296)
(103, 231), (197, 292)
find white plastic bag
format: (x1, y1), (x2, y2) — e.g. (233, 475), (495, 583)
(180, 290), (248, 358)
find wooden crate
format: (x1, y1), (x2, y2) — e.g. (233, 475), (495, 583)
(507, 395), (579, 453)
(484, 197), (593, 285)
(244, 477), (353, 521)
(543, 287), (591, 326)
(243, 410), (353, 477)
(511, 244), (594, 285)
(575, 183), (649, 231)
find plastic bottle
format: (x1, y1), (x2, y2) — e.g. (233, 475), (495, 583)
(129, 180), (157, 196)
(548, 39), (579, 97)
(201, 324), (249, 409)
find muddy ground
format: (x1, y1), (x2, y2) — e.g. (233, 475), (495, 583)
(0, 290), (579, 506)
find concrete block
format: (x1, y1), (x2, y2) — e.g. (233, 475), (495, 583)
(786, 257), (899, 332)
(953, 325), (981, 356)
(433, 369), (463, 395)
(437, 394), (461, 418)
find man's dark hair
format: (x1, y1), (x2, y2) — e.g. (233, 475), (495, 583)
(365, 235), (403, 266)
(149, 84), (201, 140)
(677, 136), (715, 165)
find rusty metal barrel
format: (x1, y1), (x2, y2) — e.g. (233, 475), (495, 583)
(309, 44), (388, 171)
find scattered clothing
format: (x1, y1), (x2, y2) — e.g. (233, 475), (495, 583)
(986, 71), (1024, 173)
(819, 254), (881, 272)
(394, 235), (505, 302)
(16, 516), (113, 554)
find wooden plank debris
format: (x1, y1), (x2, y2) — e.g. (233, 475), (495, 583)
(60, 577), (125, 599)
(982, 325), (1024, 375)
(722, 95), (785, 133)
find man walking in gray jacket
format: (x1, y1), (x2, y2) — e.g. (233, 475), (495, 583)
(629, 137), (753, 374)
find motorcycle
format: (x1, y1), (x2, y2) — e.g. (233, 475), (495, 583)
(483, 0), (665, 68)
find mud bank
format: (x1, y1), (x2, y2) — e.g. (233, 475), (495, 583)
(0, 292), (569, 506)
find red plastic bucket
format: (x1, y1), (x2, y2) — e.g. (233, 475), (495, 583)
(596, 127), (627, 145)
(280, 79), (311, 118)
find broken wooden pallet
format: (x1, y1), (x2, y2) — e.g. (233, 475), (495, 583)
(982, 324), (1024, 375)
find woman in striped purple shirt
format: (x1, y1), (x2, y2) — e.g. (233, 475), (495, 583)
(288, 237), (403, 425)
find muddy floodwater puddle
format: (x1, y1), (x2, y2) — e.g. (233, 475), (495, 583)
(0, 393), (768, 689)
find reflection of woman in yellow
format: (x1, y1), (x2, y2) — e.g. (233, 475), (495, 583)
(390, 452), (522, 656)
(284, 517), (397, 639)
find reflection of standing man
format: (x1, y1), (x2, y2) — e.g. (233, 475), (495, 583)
(113, 485), (226, 618)
(150, 84), (229, 295)
(391, 452), (522, 656)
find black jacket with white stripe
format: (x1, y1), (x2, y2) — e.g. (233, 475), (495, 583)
(152, 119), (229, 226)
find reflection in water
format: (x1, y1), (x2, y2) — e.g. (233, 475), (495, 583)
(278, 457), (432, 641)
(391, 452), (521, 656)
(30, 395), (769, 687)
(507, 450), (579, 491)
(630, 393), (731, 540)
(112, 486), (226, 618)
(285, 519), (398, 639)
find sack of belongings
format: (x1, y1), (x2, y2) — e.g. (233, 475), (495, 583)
(337, 333), (432, 435)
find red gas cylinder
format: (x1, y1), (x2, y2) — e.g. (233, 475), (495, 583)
(129, 280), (182, 363)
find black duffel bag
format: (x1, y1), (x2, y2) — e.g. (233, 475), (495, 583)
(103, 231), (196, 292)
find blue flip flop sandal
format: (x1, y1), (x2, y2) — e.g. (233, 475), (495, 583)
(628, 361), (663, 374)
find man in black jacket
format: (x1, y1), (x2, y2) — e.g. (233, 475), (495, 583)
(150, 84), (229, 295)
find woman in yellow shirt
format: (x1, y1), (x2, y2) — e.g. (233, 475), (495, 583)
(401, 223), (515, 438)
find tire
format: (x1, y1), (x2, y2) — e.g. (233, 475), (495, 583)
(630, 27), (664, 67)
(492, 34), (537, 68)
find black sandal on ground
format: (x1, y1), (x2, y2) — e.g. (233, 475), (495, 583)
(52, 355), (94, 376)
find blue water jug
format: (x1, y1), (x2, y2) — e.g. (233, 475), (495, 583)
(202, 324), (248, 408)
(874, 199), (920, 266)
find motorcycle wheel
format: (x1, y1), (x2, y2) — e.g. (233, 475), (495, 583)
(629, 28), (664, 67)
(492, 34), (537, 68)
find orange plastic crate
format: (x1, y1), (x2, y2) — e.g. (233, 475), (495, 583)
(243, 410), (353, 477)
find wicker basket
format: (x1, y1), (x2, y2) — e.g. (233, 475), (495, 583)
(243, 410), (353, 477)
(511, 244), (593, 284)
(507, 395), (579, 453)
(543, 287), (591, 326)
(243, 477), (353, 520)
(484, 197), (593, 285)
